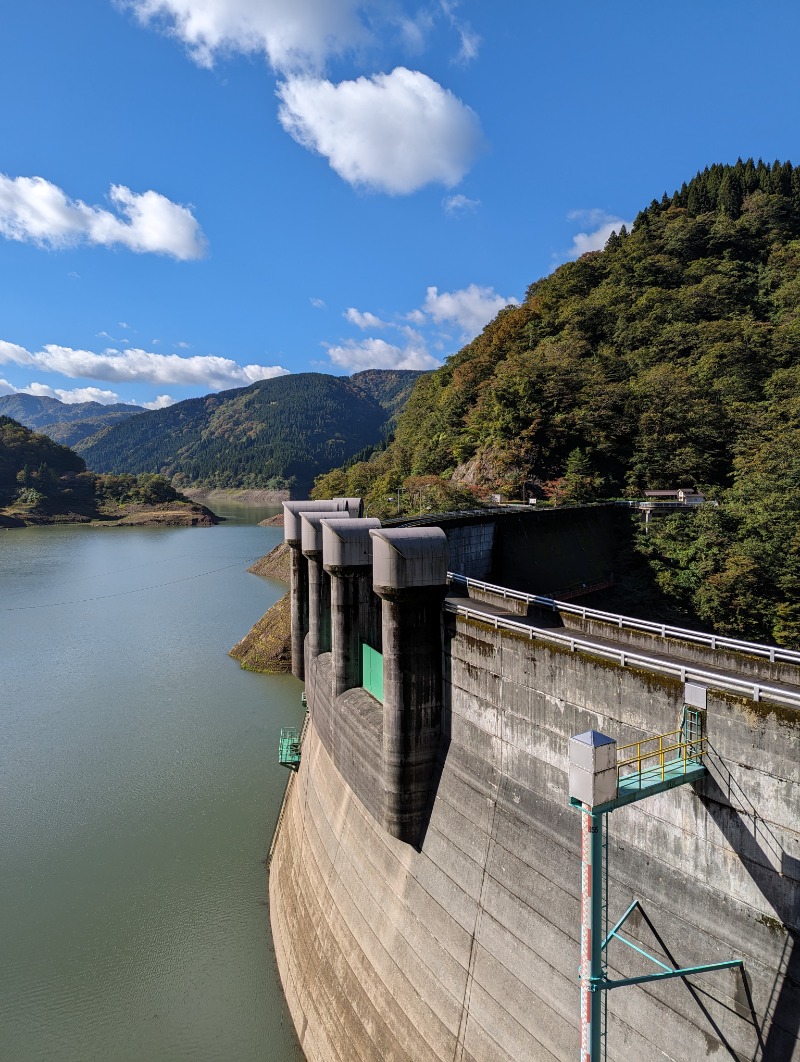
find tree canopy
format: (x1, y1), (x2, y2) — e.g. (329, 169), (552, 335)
(313, 159), (800, 645)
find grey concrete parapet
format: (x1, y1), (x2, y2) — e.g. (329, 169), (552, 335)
(283, 497), (361, 547)
(300, 511), (353, 558)
(370, 527), (448, 593)
(323, 518), (382, 571)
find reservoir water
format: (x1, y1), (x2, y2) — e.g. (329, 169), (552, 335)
(0, 505), (304, 1061)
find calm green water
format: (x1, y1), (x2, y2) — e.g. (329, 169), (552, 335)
(0, 505), (304, 1061)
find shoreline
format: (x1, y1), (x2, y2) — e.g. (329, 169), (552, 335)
(0, 501), (220, 529)
(183, 488), (289, 506)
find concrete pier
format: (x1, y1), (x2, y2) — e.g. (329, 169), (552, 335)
(284, 498), (359, 678)
(371, 527), (449, 845)
(323, 518), (382, 697)
(301, 513), (355, 660)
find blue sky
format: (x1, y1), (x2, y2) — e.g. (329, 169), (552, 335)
(1, 1), (799, 408)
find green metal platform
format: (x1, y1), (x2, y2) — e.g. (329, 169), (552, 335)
(279, 727), (302, 771)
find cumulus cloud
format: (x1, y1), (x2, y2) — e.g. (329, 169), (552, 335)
(277, 68), (482, 194)
(327, 281), (518, 373)
(423, 284), (518, 336)
(0, 340), (288, 390)
(564, 209), (633, 260)
(443, 193), (479, 214)
(0, 379), (125, 404)
(125, 4), (483, 194)
(0, 175), (207, 259)
(125, 0), (366, 73)
(326, 336), (439, 373)
(142, 394), (176, 409)
(310, 296), (326, 309)
(344, 307), (387, 330)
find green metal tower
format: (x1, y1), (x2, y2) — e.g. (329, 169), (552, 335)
(568, 687), (744, 1062)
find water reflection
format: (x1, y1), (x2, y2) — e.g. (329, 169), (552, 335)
(0, 512), (303, 1061)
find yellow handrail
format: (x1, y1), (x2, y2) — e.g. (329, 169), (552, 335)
(617, 731), (706, 783)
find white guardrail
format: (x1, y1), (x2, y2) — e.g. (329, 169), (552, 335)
(445, 574), (800, 708)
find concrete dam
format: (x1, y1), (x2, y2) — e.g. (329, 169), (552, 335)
(268, 501), (799, 1062)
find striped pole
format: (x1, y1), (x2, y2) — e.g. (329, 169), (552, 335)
(580, 808), (603, 1062)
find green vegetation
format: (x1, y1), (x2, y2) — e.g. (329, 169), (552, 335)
(76, 370), (423, 495)
(313, 160), (800, 645)
(0, 416), (210, 526)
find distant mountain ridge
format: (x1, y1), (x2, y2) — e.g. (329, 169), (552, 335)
(0, 393), (143, 447)
(76, 369), (424, 495)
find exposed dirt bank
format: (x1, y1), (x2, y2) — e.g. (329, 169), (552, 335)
(96, 504), (219, 527)
(0, 500), (219, 529)
(248, 541), (290, 581)
(229, 592), (292, 673)
(184, 488), (289, 506)
(229, 542), (292, 672)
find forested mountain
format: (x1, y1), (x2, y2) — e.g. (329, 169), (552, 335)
(76, 370), (423, 495)
(0, 416), (204, 526)
(350, 369), (422, 420)
(313, 159), (800, 646)
(0, 393), (143, 446)
(0, 415), (85, 488)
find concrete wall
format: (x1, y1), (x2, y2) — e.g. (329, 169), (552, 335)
(270, 610), (800, 1061)
(442, 519), (496, 580)
(421, 505), (625, 590)
(558, 611), (800, 688)
(490, 506), (624, 595)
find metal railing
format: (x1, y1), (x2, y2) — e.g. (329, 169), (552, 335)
(447, 572), (800, 666)
(617, 729), (706, 786)
(443, 598), (800, 708)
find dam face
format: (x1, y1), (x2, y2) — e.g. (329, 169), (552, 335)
(269, 504), (800, 1062)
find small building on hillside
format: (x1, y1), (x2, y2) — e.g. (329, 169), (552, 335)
(644, 488), (705, 505)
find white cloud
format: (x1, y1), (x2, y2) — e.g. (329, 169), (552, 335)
(0, 379), (125, 404)
(277, 67), (482, 194)
(423, 283), (518, 336)
(326, 337), (439, 373)
(396, 10), (434, 53)
(564, 210), (633, 260)
(443, 193), (479, 214)
(0, 175), (207, 260)
(48, 385), (125, 404)
(310, 297), (326, 309)
(125, 0), (367, 73)
(0, 340), (289, 390)
(344, 307), (387, 330)
(439, 1), (480, 63)
(142, 394), (176, 409)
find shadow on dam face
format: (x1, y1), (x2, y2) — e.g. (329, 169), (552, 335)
(423, 617), (799, 1060)
(700, 760), (800, 1062)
